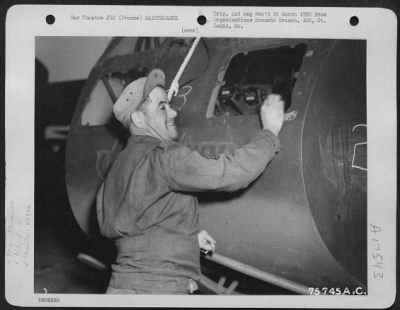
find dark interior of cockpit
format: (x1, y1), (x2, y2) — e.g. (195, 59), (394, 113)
(214, 44), (307, 117)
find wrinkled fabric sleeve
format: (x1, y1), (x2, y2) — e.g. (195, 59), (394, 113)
(160, 129), (280, 192)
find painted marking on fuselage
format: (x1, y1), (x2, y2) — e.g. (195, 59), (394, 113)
(351, 124), (367, 171)
(169, 85), (192, 111)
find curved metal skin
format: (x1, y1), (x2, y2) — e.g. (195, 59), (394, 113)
(66, 37), (366, 293)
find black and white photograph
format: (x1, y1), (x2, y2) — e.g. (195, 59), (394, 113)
(5, 5), (397, 308)
(34, 36), (367, 296)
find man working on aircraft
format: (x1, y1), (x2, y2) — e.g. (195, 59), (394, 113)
(97, 68), (285, 294)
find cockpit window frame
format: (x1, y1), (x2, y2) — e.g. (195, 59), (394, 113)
(206, 42), (308, 119)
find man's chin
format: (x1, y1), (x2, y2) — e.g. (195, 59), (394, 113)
(169, 129), (179, 141)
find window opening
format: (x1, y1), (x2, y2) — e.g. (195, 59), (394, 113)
(212, 43), (307, 117)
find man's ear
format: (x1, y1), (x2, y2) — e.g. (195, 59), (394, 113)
(131, 111), (145, 128)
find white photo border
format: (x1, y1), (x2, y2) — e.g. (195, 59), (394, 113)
(5, 5), (397, 308)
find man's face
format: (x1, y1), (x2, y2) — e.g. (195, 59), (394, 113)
(142, 87), (178, 142)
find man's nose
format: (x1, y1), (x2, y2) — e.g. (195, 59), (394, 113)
(167, 105), (177, 118)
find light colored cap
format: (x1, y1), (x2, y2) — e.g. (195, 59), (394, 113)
(113, 69), (166, 127)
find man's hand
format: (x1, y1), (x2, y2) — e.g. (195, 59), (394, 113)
(260, 94), (285, 136)
(198, 230), (216, 254)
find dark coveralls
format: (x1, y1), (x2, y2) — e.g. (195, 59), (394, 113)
(96, 129), (280, 294)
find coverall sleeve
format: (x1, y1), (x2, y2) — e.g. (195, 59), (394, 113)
(160, 129), (281, 192)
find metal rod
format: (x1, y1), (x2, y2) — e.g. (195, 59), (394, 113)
(205, 252), (310, 295)
(101, 76), (117, 103)
(167, 37), (201, 101)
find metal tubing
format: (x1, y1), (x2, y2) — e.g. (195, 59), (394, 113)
(206, 252), (310, 295)
(168, 37), (201, 101)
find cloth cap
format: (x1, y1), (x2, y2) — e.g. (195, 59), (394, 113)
(113, 69), (166, 127)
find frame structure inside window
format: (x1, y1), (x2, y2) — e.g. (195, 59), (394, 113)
(209, 43), (307, 118)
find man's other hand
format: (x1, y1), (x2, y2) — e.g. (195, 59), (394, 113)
(260, 94), (285, 136)
(198, 230), (216, 254)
